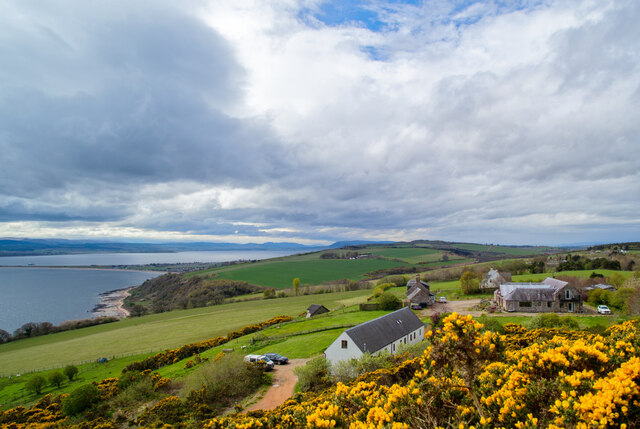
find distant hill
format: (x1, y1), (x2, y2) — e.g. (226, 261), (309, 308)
(0, 238), (320, 257)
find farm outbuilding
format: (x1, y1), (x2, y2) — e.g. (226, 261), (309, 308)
(306, 304), (330, 318)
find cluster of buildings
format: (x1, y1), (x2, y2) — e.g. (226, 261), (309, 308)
(315, 269), (588, 366)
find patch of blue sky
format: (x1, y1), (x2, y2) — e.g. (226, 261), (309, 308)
(359, 45), (388, 61)
(447, 0), (548, 25)
(310, 1), (386, 31)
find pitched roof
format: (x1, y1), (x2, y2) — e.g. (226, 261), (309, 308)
(499, 277), (570, 301)
(307, 304), (329, 315)
(407, 285), (435, 301)
(407, 278), (430, 289)
(541, 277), (569, 289)
(345, 307), (424, 353)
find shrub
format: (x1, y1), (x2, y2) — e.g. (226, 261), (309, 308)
(460, 271), (481, 294)
(527, 313), (579, 329)
(49, 371), (66, 388)
(294, 356), (331, 393)
(62, 384), (100, 416)
(63, 365), (79, 381)
(377, 275), (407, 287)
(378, 292), (401, 310)
(182, 354), (268, 414)
(476, 316), (505, 334)
(26, 375), (46, 395)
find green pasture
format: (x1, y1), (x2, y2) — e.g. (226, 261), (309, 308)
(453, 243), (554, 255)
(365, 247), (442, 263)
(0, 352), (154, 409)
(196, 258), (407, 288)
(0, 290), (373, 376)
(0, 305), (393, 407)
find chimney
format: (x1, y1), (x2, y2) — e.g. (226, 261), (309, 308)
(415, 274), (421, 284)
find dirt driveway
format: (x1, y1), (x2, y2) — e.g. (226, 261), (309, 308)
(245, 358), (308, 412)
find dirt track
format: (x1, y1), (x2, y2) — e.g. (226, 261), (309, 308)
(245, 358), (308, 412)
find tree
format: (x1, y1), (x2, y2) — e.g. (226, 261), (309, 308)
(378, 292), (401, 310)
(263, 288), (275, 299)
(63, 365), (79, 381)
(626, 288), (640, 316)
(0, 329), (11, 343)
(49, 371), (65, 388)
(292, 277), (301, 296)
(62, 384), (100, 416)
(130, 304), (147, 317)
(460, 271), (481, 294)
(26, 375), (46, 395)
(607, 272), (626, 288)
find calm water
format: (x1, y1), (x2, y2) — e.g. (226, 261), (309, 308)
(0, 250), (301, 332)
(0, 250), (299, 266)
(0, 268), (161, 332)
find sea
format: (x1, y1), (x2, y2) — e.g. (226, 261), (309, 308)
(0, 250), (298, 333)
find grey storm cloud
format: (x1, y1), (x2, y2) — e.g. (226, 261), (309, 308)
(0, 1), (288, 220)
(0, 0), (639, 245)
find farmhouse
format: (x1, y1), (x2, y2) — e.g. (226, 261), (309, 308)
(306, 304), (330, 318)
(480, 268), (511, 290)
(405, 275), (436, 307)
(494, 277), (583, 313)
(324, 307), (425, 365)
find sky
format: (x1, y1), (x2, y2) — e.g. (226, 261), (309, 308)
(0, 0), (639, 246)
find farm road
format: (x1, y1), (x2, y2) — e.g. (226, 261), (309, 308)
(245, 358), (308, 412)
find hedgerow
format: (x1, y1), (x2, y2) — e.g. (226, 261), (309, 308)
(122, 315), (292, 372)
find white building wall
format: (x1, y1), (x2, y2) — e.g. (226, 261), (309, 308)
(325, 332), (365, 364)
(325, 326), (425, 365)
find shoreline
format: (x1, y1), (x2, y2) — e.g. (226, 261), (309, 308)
(92, 287), (133, 318)
(0, 265), (163, 274)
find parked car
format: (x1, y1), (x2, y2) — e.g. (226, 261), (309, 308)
(410, 303), (421, 310)
(597, 305), (612, 314)
(438, 296), (447, 303)
(244, 354), (275, 370)
(264, 353), (289, 365)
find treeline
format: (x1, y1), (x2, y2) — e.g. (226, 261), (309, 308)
(588, 242), (639, 251)
(320, 251), (374, 259)
(124, 274), (263, 314)
(0, 316), (118, 344)
(558, 255), (622, 271)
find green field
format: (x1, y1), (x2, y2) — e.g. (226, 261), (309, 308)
(365, 247), (443, 263)
(0, 290), (373, 376)
(453, 243), (554, 255)
(193, 257), (407, 288)
(0, 305), (393, 408)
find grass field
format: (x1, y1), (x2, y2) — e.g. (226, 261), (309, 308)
(453, 243), (555, 255)
(0, 305), (395, 408)
(365, 247), (443, 264)
(190, 257), (407, 288)
(0, 290), (373, 376)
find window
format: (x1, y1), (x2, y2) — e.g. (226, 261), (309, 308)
(519, 301), (532, 307)
(341, 340), (348, 349)
(548, 302), (552, 307)
(565, 290), (571, 299)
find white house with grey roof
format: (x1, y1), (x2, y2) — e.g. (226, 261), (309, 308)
(324, 307), (425, 365)
(494, 277), (582, 313)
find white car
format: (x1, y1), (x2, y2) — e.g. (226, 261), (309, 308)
(244, 354), (275, 370)
(438, 296), (447, 303)
(597, 305), (612, 315)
